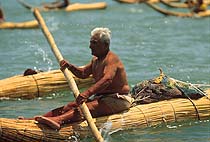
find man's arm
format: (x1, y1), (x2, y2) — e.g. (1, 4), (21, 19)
(78, 57), (118, 99)
(60, 59), (92, 79)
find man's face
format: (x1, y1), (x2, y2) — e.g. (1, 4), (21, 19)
(89, 34), (105, 57)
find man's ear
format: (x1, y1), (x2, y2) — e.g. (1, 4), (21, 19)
(105, 42), (109, 49)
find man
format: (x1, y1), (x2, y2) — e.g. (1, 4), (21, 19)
(30, 27), (133, 130)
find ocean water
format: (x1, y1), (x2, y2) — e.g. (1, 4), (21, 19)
(0, 0), (210, 141)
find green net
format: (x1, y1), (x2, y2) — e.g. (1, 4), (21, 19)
(130, 69), (205, 105)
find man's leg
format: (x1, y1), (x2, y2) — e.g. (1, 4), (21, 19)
(18, 101), (77, 120)
(42, 101), (78, 117)
(35, 107), (83, 130)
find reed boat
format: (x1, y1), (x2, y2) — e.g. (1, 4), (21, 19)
(114, 0), (162, 4)
(114, 0), (179, 4)
(160, 0), (193, 8)
(146, 1), (210, 17)
(0, 89), (209, 141)
(18, 0), (107, 12)
(65, 2), (107, 12)
(0, 69), (94, 99)
(0, 20), (38, 29)
(160, 0), (210, 8)
(114, 0), (210, 4)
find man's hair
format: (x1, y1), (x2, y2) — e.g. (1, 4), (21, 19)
(91, 27), (111, 45)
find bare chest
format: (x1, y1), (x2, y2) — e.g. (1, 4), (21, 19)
(92, 60), (105, 81)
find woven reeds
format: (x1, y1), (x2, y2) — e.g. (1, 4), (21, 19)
(65, 2), (107, 12)
(0, 20), (38, 29)
(0, 90), (209, 142)
(115, 0), (181, 4)
(145, 2), (210, 17)
(0, 70), (94, 99)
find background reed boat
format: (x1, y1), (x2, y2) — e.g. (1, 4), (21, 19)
(0, 69), (94, 99)
(146, 1), (210, 17)
(18, 0), (107, 12)
(114, 0), (180, 4)
(0, 20), (38, 29)
(114, 0), (210, 4)
(0, 89), (209, 141)
(65, 2), (107, 12)
(160, 0), (210, 8)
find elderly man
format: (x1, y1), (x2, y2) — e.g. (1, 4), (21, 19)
(31, 27), (133, 130)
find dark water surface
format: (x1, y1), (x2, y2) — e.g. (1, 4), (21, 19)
(0, 0), (210, 141)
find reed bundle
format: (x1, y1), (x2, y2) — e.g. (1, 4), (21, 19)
(65, 2), (107, 12)
(0, 70), (94, 99)
(0, 89), (209, 142)
(115, 0), (181, 4)
(0, 20), (39, 29)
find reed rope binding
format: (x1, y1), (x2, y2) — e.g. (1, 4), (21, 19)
(31, 75), (40, 97)
(135, 106), (149, 127)
(166, 100), (177, 122)
(156, 103), (167, 123)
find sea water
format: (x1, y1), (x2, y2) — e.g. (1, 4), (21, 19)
(0, 0), (210, 141)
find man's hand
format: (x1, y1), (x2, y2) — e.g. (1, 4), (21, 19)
(76, 93), (88, 105)
(60, 59), (70, 72)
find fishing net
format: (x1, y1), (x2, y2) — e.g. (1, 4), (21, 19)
(131, 69), (205, 106)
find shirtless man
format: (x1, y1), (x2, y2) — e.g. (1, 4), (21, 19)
(32, 27), (133, 130)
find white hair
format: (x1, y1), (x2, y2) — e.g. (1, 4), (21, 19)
(91, 27), (111, 45)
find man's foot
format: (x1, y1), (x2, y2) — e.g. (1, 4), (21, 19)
(35, 116), (61, 130)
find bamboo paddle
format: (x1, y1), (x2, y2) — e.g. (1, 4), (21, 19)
(33, 9), (104, 142)
(17, 0), (34, 10)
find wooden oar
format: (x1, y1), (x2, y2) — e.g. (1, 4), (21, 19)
(17, 0), (33, 10)
(33, 9), (104, 142)
(17, 0), (46, 11)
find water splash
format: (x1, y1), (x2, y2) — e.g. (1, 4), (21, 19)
(34, 48), (53, 71)
(99, 120), (124, 142)
(99, 121), (113, 142)
(129, 8), (143, 13)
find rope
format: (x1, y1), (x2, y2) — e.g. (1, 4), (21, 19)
(156, 103), (167, 123)
(173, 78), (210, 100)
(31, 75), (40, 98)
(189, 83), (210, 100)
(193, 83), (210, 87)
(166, 100), (177, 122)
(135, 106), (150, 127)
(173, 80), (200, 120)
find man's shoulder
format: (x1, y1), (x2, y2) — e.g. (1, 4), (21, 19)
(108, 51), (119, 58)
(106, 51), (122, 64)
(109, 51), (121, 60)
